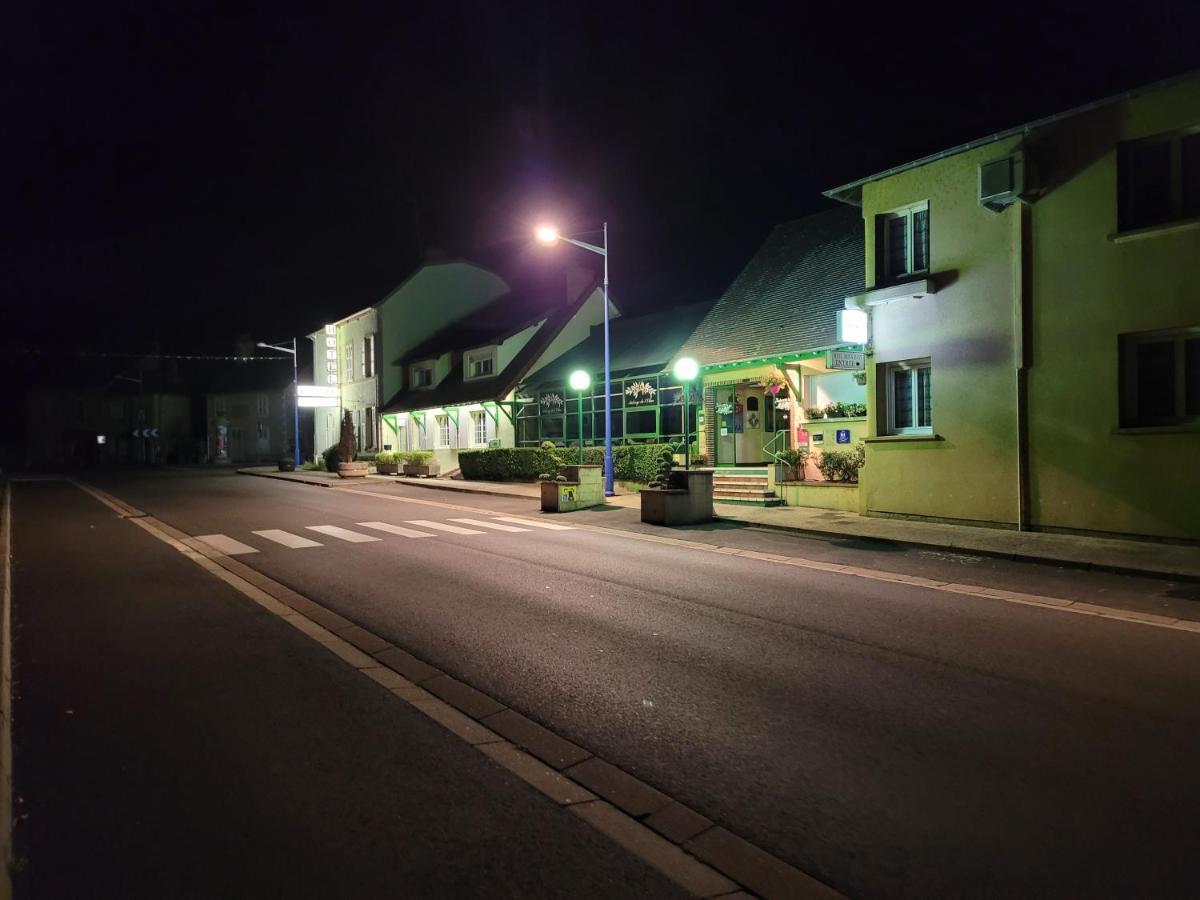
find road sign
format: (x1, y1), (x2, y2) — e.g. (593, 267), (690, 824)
(131, 427), (159, 438)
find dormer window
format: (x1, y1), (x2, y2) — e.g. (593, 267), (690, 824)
(465, 348), (497, 380)
(411, 364), (434, 388)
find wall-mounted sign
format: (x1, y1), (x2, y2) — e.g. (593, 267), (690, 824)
(836, 308), (869, 344)
(827, 350), (865, 370)
(96, 434), (107, 445)
(324, 324), (338, 384)
(812, 432), (824, 443)
(298, 384), (339, 408)
(836, 429), (851, 444)
(624, 380), (656, 405)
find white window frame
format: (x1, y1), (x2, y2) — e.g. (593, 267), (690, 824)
(411, 363), (435, 389)
(471, 410), (487, 446)
(883, 358), (932, 435)
(435, 414), (451, 448)
(879, 202), (929, 283)
(344, 342), (354, 383)
(363, 334), (376, 379)
(1119, 326), (1200, 427)
(464, 347), (497, 380)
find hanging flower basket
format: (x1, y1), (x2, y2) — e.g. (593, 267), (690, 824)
(758, 368), (788, 395)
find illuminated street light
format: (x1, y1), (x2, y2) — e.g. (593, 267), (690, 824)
(673, 356), (700, 469)
(536, 222), (614, 495)
(569, 369), (591, 464)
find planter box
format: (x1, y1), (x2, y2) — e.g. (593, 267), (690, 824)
(403, 463), (440, 478)
(337, 461), (369, 479)
(540, 468), (605, 513)
(277, 459), (295, 472)
(376, 462), (400, 475)
(640, 469), (714, 526)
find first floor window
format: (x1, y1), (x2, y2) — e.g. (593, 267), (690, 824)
(1119, 327), (1200, 426)
(436, 414), (451, 447)
(884, 358), (932, 434)
(471, 410), (487, 445)
(256, 423), (269, 441)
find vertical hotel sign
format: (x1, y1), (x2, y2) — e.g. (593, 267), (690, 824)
(324, 324), (338, 385)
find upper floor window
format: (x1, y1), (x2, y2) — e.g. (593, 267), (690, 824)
(256, 394), (269, 417)
(411, 365), (434, 388)
(884, 358), (932, 435)
(1118, 129), (1200, 232)
(1119, 327), (1199, 427)
(878, 203), (929, 283)
(465, 348), (496, 379)
(344, 342), (354, 382)
(363, 334), (376, 378)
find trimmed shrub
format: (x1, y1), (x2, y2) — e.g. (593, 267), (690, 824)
(457, 443), (675, 482)
(322, 445), (340, 472)
(375, 451), (397, 464)
(816, 442), (866, 483)
(405, 450), (433, 465)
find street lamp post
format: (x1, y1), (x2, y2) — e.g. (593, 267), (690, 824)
(257, 338), (301, 468)
(568, 369), (591, 464)
(537, 223), (614, 496)
(673, 357), (699, 470)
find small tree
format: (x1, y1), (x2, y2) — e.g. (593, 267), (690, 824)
(648, 448), (674, 488)
(338, 410), (356, 465)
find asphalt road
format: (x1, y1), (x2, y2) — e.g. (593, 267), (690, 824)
(9, 480), (687, 899)
(79, 470), (1200, 897)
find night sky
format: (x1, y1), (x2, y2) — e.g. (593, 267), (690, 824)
(7, 2), (1200, 362)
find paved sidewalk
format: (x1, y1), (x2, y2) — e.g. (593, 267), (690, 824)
(238, 468), (1200, 579)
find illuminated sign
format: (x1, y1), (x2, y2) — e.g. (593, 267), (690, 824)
(836, 308), (869, 344)
(297, 384), (339, 408)
(324, 324), (338, 384)
(826, 350), (865, 370)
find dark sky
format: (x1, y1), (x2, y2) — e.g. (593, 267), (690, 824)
(7, 1), (1200, 360)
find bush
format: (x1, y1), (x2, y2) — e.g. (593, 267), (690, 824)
(322, 445), (340, 472)
(301, 458), (323, 471)
(403, 451), (433, 466)
(375, 450), (397, 464)
(457, 443), (675, 483)
(777, 447), (811, 481)
(804, 407), (825, 420)
(816, 442), (866, 483)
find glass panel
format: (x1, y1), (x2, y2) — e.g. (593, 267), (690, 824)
(887, 215), (908, 279)
(541, 417), (563, 438)
(660, 405), (682, 438)
(912, 208), (929, 271)
(1136, 340), (1176, 419)
(626, 409), (657, 435)
(893, 369), (914, 429)
(1183, 132), (1200, 218)
(917, 366), (932, 427)
(1127, 140), (1173, 229)
(1185, 337), (1200, 416)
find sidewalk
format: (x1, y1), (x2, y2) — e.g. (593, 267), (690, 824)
(9, 480), (686, 898)
(238, 468), (1200, 579)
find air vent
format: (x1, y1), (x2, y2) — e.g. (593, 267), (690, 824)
(979, 151), (1025, 212)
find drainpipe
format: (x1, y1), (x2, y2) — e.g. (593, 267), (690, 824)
(1014, 203), (1033, 530)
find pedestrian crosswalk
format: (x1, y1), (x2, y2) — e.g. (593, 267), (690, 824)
(194, 516), (572, 556)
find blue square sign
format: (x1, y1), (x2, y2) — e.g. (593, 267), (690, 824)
(835, 429), (851, 444)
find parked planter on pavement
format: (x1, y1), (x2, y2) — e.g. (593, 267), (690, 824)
(403, 462), (440, 478)
(277, 458), (296, 472)
(640, 469), (714, 526)
(337, 461), (369, 479)
(540, 465), (604, 513)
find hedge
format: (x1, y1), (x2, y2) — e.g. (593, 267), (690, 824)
(458, 443), (674, 483)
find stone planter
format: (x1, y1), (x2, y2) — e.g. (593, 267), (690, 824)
(337, 461), (369, 479)
(277, 458), (295, 472)
(539, 465), (605, 513)
(640, 468), (714, 526)
(376, 462), (400, 475)
(540, 480), (572, 512)
(403, 463), (440, 478)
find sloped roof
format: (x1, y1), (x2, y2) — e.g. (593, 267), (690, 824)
(526, 301), (714, 389)
(673, 206), (864, 367)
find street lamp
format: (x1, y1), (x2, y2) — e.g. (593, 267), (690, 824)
(257, 338), (300, 468)
(536, 221), (614, 495)
(673, 356), (699, 470)
(568, 369), (591, 464)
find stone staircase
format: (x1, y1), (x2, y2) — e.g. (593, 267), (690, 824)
(711, 468), (783, 507)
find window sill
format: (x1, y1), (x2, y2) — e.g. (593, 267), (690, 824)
(1108, 217), (1200, 243)
(863, 433), (943, 443)
(1113, 424), (1199, 435)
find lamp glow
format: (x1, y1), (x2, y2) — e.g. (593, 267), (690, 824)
(569, 369), (591, 391)
(673, 356), (699, 382)
(535, 225), (560, 245)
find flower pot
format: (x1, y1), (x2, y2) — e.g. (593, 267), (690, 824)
(376, 462), (399, 475)
(402, 463), (440, 478)
(337, 461), (369, 479)
(277, 459), (295, 472)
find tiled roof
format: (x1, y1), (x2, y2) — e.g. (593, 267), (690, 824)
(673, 206), (864, 367)
(525, 301), (714, 389)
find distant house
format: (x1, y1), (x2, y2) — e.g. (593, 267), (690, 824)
(379, 268), (609, 472)
(205, 365), (295, 465)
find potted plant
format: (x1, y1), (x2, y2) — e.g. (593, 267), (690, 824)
(758, 367), (789, 396)
(375, 450), (400, 475)
(640, 449), (714, 526)
(277, 455), (296, 472)
(336, 411), (368, 478)
(402, 450), (440, 478)
(777, 447), (811, 481)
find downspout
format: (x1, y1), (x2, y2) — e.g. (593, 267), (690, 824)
(1014, 203), (1033, 530)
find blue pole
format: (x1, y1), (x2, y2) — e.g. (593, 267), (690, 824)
(292, 337), (301, 467)
(603, 222), (614, 496)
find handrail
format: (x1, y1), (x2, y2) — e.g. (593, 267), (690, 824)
(762, 430), (789, 464)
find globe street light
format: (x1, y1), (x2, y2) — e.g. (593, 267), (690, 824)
(673, 356), (699, 470)
(536, 222), (614, 495)
(257, 337), (300, 467)
(569, 369), (591, 464)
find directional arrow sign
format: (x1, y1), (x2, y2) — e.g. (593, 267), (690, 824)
(130, 428), (160, 438)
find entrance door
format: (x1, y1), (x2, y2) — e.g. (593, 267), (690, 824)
(735, 386), (767, 464)
(715, 387), (737, 465)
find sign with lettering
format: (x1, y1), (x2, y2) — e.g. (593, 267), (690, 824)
(826, 350), (865, 370)
(836, 429), (851, 444)
(324, 324), (338, 384)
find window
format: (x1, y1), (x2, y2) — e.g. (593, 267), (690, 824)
(878, 203), (929, 283)
(214, 397), (227, 418)
(1119, 327), (1200, 426)
(363, 334), (376, 378)
(411, 365), (433, 388)
(436, 414), (451, 448)
(344, 342), (354, 382)
(1118, 129), (1200, 231)
(256, 423), (269, 441)
(471, 410), (487, 445)
(364, 407), (376, 449)
(256, 394), (269, 417)
(465, 349), (496, 379)
(884, 359), (932, 434)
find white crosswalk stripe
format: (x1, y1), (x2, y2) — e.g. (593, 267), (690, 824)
(357, 521), (436, 539)
(404, 519), (485, 535)
(196, 534), (259, 555)
(448, 517), (530, 533)
(253, 529), (323, 549)
(491, 516), (573, 531)
(305, 525), (381, 543)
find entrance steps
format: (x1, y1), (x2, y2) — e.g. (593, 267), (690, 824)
(711, 468), (783, 507)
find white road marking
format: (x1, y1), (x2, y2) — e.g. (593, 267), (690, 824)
(357, 521), (436, 539)
(196, 533), (259, 555)
(305, 525), (381, 543)
(404, 519), (485, 535)
(492, 517), (573, 531)
(253, 529), (323, 549)
(449, 518), (530, 533)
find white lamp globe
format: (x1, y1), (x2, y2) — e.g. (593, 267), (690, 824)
(569, 370), (591, 392)
(673, 356), (699, 382)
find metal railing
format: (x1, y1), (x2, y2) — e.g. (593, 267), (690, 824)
(762, 430), (789, 465)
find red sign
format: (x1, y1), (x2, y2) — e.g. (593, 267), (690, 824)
(795, 428), (810, 444)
